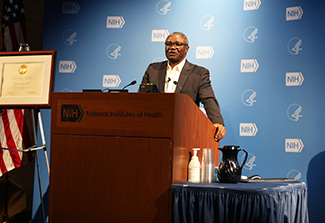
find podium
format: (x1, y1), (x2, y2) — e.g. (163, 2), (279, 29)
(49, 92), (219, 223)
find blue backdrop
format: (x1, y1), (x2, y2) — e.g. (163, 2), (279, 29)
(33, 0), (325, 222)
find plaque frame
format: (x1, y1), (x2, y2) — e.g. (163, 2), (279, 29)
(0, 50), (56, 108)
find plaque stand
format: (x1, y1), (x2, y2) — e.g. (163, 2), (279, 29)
(0, 108), (49, 223)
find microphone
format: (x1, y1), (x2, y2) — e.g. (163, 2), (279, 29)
(122, 80), (137, 90)
(108, 80), (137, 92)
(173, 81), (182, 90)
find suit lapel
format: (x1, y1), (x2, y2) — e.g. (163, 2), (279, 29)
(175, 60), (191, 93)
(158, 61), (167, 92)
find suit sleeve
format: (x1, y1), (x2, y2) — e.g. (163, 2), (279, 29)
(198, 69), (225, 126)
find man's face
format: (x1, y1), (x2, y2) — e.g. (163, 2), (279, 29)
(165, 34), (189, 65)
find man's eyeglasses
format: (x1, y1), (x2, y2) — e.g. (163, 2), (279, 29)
(165, 42), (188, 48)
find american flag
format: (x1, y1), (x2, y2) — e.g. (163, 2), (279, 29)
(0, 0), (29, 177)
(1, 0), (28, 51)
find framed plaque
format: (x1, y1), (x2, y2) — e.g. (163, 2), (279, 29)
(0, 50), (56, 108)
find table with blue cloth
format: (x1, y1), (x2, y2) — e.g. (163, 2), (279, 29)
(172, 181), (308, 223)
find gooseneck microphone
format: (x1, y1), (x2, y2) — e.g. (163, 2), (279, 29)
(122, 80), (137, 90)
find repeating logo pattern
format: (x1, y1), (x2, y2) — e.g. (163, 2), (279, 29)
(241, 59), (259, 72)
(243, 0), (261, 11)
(103, 75), (121, 88)
(106, 44), (122, 59)
(200, 15), (215, 31)
(59, 61), (77, 73)
(243, 26), (258, 43)
(286, 6), (303, 21)
(286, 72), (304, 86)
(62, 30), (77, 45)
(49, 0), (314, 185)
(241, 89), (257, 106)
(106, 16), (125, 28)
(62, 2), (80, 14)
(287, 37), (302, 55)
(287, 103), (303, 122)
(196, 46), (214, 59)
(151, 30), (169, 42)
(156, 1), (171, 15)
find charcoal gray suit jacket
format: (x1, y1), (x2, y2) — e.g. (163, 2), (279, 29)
(141, 60), (224, 125)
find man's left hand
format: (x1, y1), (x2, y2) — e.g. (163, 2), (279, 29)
(214, 123), (226, 142)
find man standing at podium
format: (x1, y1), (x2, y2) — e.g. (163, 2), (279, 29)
(141, 32), (226, 141)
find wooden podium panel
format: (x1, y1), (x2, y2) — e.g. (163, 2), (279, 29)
(50, 135), (171, 222)
(49, 93), (219, 223)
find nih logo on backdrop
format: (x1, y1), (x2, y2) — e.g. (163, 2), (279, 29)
(59, 61), (77, 73)
(103, 75), (121, 88)
(285, 139), (304, 153)
(62, 2), (80, 14)
(286, 72), (304, 86)
(196, 46), (214, 59)
(106, 16), (125, 28)
(241, 59), (259, 72)
(239, 123), (258, 136)
(286, 6), (303, 21)
(243, 0), (261, 11)
(151, 30), (169, 42)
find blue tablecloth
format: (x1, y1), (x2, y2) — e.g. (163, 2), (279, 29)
(172, 182), (309, 223)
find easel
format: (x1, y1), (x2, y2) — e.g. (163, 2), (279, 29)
(1, 108), (49, 223)
(0, 49), (55, 223)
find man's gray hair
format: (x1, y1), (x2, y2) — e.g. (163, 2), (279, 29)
(167, 32), (189, 45)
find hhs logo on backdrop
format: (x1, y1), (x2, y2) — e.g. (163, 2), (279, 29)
(287, 37), (302, 55)
(156, 1), (171, 15)
(243, 26), (258, 43)
(62, 30), (77, 45)
(241, 89), (257, 106)
(200, 15), (215, 31)
(106, 44), (122, 59)
(287, 103), (303, 121)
